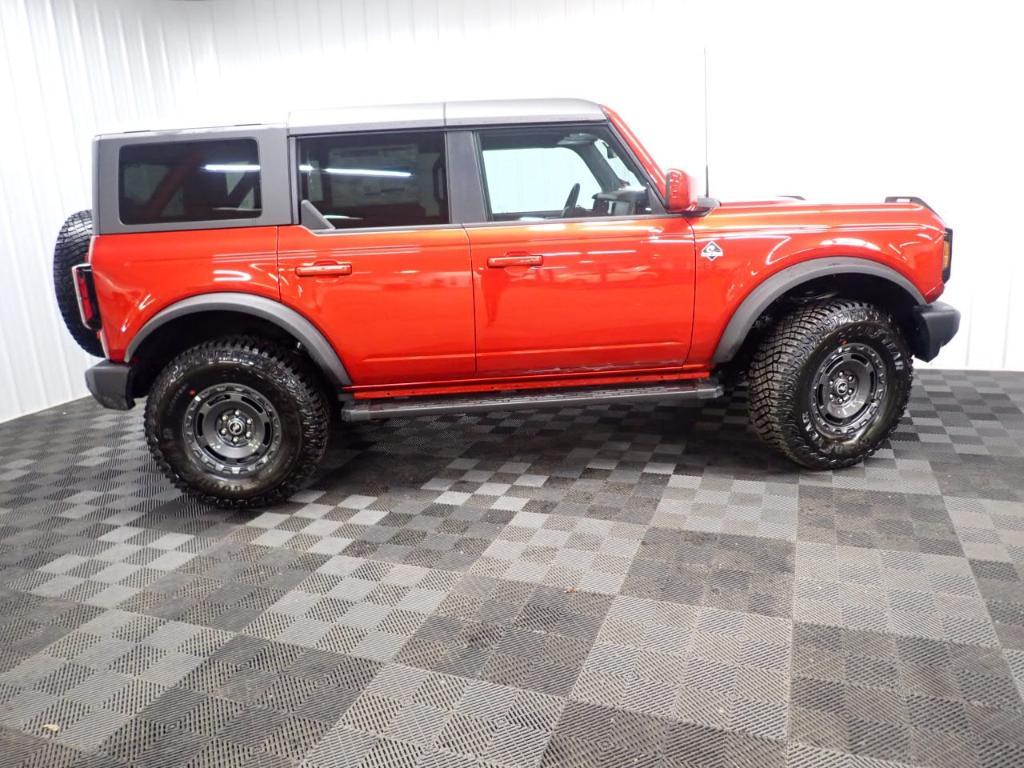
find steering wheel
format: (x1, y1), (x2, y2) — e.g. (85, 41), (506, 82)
(561, 183), (581, 218)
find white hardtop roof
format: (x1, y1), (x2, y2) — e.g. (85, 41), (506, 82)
(96, 99), (606, 140)
(287, 98), (605, 134)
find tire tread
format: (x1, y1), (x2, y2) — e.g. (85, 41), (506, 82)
(144, 336), (329, 509)
(747, 299), (913, 469)
(53, 210), (104, 357)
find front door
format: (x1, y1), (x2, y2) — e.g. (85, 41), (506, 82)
(277, 129), (474, 386)
(465, 123), (695, 375)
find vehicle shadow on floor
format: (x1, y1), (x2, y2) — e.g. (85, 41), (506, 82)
(318, 385), (800, 493)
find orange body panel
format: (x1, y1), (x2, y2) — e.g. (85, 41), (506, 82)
(686, 200), (946, 365)
(276, 224), (476, 384)
(89, 203), (946, 394)
(466, 217), (695, 376)
(91, 226), (280, 362)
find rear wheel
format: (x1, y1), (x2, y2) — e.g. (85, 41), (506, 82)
(748, 300), (913, 469)
(145, 337), (330, 508)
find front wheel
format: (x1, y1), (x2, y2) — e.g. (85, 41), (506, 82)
(145, 337), (330, 508)
(748, 300), (913, 469)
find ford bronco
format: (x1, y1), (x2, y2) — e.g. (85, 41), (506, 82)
(54, 99), (959, 507)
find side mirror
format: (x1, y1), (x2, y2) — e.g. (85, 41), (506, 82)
(665, 168), (698, 213)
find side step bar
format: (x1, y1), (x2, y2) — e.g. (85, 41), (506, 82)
(341, 378), (723, 422)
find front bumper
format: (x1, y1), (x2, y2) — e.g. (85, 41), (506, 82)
(85, 361), (135, 410)
(909, 302), (960, 362)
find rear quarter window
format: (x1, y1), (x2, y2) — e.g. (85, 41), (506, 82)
(118, 139), (262, 225)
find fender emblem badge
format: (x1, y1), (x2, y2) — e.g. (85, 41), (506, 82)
(701, 241), (724, 261)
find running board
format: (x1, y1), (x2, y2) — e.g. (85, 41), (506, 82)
(341, 378), (723, 422)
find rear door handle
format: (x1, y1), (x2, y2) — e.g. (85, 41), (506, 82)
(295, 261), (353, 277)
(487, 253), (544, 268)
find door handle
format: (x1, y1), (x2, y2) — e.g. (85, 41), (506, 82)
(487, 253), (544, 268)
(295, 261), (353, 277)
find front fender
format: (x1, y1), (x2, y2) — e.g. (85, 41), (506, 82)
(711, 257), (925, 363)
(688, 201), (946, 365)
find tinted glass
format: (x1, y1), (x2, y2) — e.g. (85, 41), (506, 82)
(119, 139), (261, 225)
(484, 146), (601, 216)
(297, 131), (449, 229)
(478, 126), (650, 221)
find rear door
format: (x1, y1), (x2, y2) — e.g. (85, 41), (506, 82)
(277, 129), (474, 386)
(463, 123), (696, 375)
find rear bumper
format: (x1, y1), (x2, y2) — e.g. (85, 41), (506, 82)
(909, 301), (960, 362)
(85, 361), (135, 410)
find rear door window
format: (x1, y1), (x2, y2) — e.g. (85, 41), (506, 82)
(118, 139), (261, 225)
(296, 131), (449, 229)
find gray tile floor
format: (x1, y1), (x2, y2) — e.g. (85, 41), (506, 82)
(0, 369), (1023, 767)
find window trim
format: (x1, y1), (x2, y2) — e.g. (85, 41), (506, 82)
(292, 127), (454, 233)
(94, 125), (291, 235)
(290, 121), (668, 233)
(93, 118), (669, 236)
(295, 222), (470, 238)
(445, 130), (487, 225)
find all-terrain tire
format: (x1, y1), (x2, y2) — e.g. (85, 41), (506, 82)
(748, 300), (913, 469)
(145, 336), (330, 508)
(53, 210), (104, 357)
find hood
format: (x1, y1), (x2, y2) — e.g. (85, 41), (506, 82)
(703, 197), (946, 231)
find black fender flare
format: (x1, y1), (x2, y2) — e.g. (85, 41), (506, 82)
(125, 293), (351, 386)
(712, 258), (926, 363)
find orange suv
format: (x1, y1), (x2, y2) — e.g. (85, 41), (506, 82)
(54, 99), (959, 507)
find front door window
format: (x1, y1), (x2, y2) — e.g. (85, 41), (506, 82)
(478, 126), (652, 222)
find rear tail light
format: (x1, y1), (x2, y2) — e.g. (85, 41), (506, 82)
(942, 228), (953, 282)
(71, 264), (102, 330)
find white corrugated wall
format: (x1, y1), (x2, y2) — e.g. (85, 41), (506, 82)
(0, 0), (1022, 423)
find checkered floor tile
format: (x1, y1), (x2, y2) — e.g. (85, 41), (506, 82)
(0, 369), (1023, 766)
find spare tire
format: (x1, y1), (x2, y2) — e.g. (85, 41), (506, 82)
(53, 210), (104, 357)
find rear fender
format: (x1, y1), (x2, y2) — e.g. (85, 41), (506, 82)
(125, 293), (351, 387)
